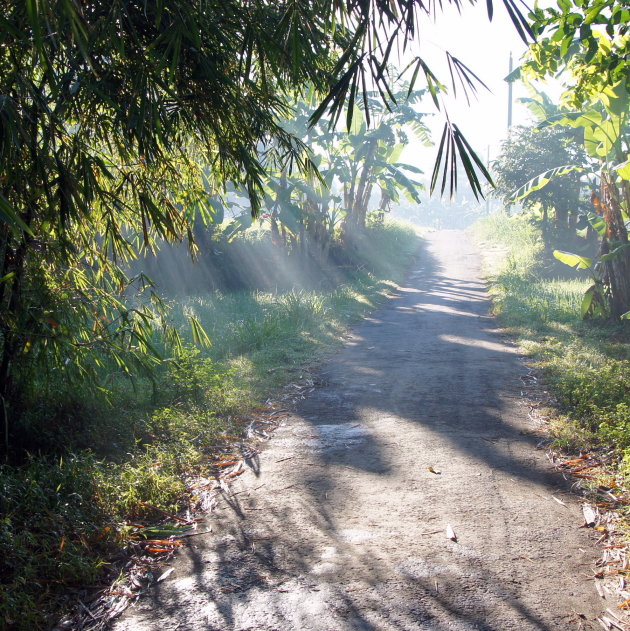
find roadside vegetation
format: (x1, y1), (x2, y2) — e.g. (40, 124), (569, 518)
(0, 218), (420, 631)
(479, 0), (629, 483)
(473, 214), (630, 467)
(1, 0), (626, 628)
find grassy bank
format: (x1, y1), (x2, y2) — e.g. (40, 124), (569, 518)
(472, 214), (630, 461)
(0, 219), (421, 631)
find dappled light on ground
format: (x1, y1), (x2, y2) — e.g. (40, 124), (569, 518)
(113, 230), (602, 631)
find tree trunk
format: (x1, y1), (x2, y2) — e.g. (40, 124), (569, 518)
(554, 205), (568, 233)
(601, 171), (630, 319)
(342, 142), (376, 239)
(352, 142), (376, 230)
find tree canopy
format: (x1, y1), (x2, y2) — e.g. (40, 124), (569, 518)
(0, 0), (531, 409)
(524, 0), (629, 108)
(493, 123), (587, 229)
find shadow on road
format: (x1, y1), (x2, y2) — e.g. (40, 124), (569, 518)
(131, 232), (596, 631)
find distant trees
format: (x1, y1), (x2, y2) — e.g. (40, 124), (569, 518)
(492, 121), (587, 241)
(224, 88), (429, 261)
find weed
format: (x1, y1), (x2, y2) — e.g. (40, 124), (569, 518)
(1, 220), (421, 630)
(473, 214), (630, 458)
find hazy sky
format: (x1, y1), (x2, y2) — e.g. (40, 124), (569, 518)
(394, 1), (558, 171)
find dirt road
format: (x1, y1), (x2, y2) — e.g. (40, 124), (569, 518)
(113, 230), (603, 630)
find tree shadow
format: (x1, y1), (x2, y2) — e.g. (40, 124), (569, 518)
(121, 232), (599, 631)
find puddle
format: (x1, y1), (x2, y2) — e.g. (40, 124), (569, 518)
(338, 529), (375, 543)
(316, 424), (367, 440)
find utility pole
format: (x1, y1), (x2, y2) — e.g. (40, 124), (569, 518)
(507, 52), (513, 134)
(486, 145), (491, 214)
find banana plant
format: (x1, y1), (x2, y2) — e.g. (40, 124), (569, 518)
(550, 82), (630, 318)
(224, 86), (430, 251)
(321, 86), (430, 236)
(508, 79), (630, 319)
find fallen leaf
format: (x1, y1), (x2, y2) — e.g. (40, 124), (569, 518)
(446, 524), (457, 542)
(552, 496), (567, 507)
(595, 579), (606, 599)
(564, 456), (588, 465)
(157, 567), (175, 582)
(428, 466), (441, 475)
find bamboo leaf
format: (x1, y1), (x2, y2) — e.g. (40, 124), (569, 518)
(190, 316), (211, 348)
(0, 195), (33, 235)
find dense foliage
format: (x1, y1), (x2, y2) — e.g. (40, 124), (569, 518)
(525, 0), (629, 108)
(511, 0), (630, 318)
(0, 0), (529, 447)
(492, 88), (589, 242)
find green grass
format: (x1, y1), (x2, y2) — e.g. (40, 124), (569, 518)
(472, 214), (630, 461)
(0, 218), (421, 631)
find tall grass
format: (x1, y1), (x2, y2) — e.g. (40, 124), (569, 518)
(472, 214), (630, 459)
(0, 219), (421, 631)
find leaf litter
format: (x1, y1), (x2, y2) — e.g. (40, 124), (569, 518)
(525, 366), (630, 628)
(547, 448), (630, 628)
(446, 524), (457, 542)
(52, 402), (294, 631)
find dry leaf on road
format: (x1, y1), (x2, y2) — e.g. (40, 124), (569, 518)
(157, 568), (175, 583)
(446, 524), (457, 542)
(583, 504), (598, 527)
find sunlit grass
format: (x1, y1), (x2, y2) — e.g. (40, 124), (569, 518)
(1, 219), (421, 630)
(472, 213), (630, 459)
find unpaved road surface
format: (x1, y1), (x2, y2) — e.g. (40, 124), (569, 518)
(113, 230), (603, 630)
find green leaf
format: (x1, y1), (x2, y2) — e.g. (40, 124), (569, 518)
(0, 195), (34, 235)
(580, 285), (595, 318)
(586, 211), (606, 237)
(580, 284), (607, 319)
(599, 243), (630, 263)
(190, 316), (211, 348)
(385, 165), (421, 203)
(504, 66), (521, 83)
(614, 158), (630, 181)
(206, 198), (225, 224)
(553, 250), (592, 270)
(277, 202), (304, 234)
(348, 104), (364, 136)
(387, 143), (404, 165)
(224, 213), (253, 242)
(511, 165), (583, 201)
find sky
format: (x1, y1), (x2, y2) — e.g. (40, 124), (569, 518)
(392, 1), (560, 172)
